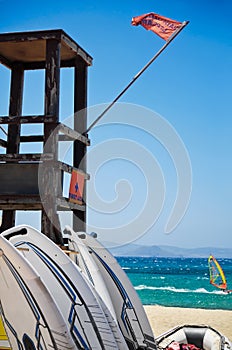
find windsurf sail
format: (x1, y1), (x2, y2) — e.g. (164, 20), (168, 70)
(208, 255), (227, 290)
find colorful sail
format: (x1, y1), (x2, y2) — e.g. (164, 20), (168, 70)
(208, 255), (227, 290)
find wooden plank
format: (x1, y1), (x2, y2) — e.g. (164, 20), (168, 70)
(57, 161), (90, 179)
(0, 195), (42, 210)
(0, 163), (39, 195)
(56, 197), (85, 211)
(0, 115), (55, 124)
(61, 33), (92, 66)
(58, 122), (90, 145)
(20, 135), (44, 142)
(23, 61), (46, 70)
(60, 249), (79, 255)
(22, 58), (91, 70)
(23, 59), (72, 70)
(0, 138), (7, 148)
(58, 133), (88, 142)
(0, 29), (62, 43)
(0, 204), (42, 210)
(0, 153), (53, 162)
(58, 134), (73, 141)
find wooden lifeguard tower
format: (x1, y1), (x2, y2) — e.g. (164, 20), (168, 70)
(0, 29), (92, 244)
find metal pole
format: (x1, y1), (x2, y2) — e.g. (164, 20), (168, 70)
(85, 20), (189, 134)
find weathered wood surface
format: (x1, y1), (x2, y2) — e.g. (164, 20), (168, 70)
(0, 29), (90, 241)
(73, 56), (88, 232)
(1, 63), (24, 230)
(0, 29), (92, 69)
(0, 153), (53, 162)
(58, 122), (90, 145)
(0, 115), (55, 124)
(0, 138), (6, 148)
(57, 161), (90, 179)
(0, 195), (42, 210)
(57, 197), (85, 211)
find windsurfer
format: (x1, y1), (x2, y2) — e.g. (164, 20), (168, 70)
(208, 255), (231, 293)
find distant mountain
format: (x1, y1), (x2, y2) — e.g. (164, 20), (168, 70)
(109, 243), (232, 258)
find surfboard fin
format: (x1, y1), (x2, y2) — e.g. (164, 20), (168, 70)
(78, 233), (86, 239)
(90, 232), (97, 238)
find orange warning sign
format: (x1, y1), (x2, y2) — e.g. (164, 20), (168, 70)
(69, 170), (85, 205)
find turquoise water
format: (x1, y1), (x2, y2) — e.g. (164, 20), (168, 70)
(116, 257), (232, 310)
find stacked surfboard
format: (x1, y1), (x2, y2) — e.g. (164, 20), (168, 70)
(0, 224), (156, 350)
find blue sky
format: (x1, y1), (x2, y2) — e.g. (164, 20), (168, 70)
(0, 1), (231, 249)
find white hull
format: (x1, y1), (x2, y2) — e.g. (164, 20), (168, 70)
(73, 231), (156, 349)
(0, 234), (76, 350)
(2, 225), (119, 350)
(63, 226), (128, 350)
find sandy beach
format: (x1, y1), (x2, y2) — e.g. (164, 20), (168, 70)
(145, 305), (232, 340)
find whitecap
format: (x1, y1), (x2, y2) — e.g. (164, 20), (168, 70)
(134, 285), (228, 295)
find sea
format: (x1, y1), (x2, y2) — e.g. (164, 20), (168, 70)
(116, 257), (232, 310)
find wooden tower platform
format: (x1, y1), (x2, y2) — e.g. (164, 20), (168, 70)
(0, 29), (92, 244)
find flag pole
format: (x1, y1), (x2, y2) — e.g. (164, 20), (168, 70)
(0, 125), (7, 136)
(85, 20), (189, 134)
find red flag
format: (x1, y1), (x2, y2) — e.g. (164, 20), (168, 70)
(69, 170), (85, 205)
(131, 13), (182, 41)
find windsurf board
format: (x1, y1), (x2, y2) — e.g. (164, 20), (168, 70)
(75, 231), (157, 349)
(63, 226), (129, 350)
(0, 234), (76, 350)
(2, 225), (120, 350)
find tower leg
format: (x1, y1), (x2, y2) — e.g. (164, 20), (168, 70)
(73, 57), (88, 233)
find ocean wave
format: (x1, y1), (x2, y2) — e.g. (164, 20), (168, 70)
(134, 285), (227, 295)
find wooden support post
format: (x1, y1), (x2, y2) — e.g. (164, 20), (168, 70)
(73, 57), (88, 232)
(1, 63), (24, 232)
(41, 38), (63, 244)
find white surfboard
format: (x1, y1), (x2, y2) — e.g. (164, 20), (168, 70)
(63, 226), (116, 319)
(63, 226), (129, 350)
(2, 225), (119, 350)
(74, 231), (157, 350)
(0, 234), (76, 350)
